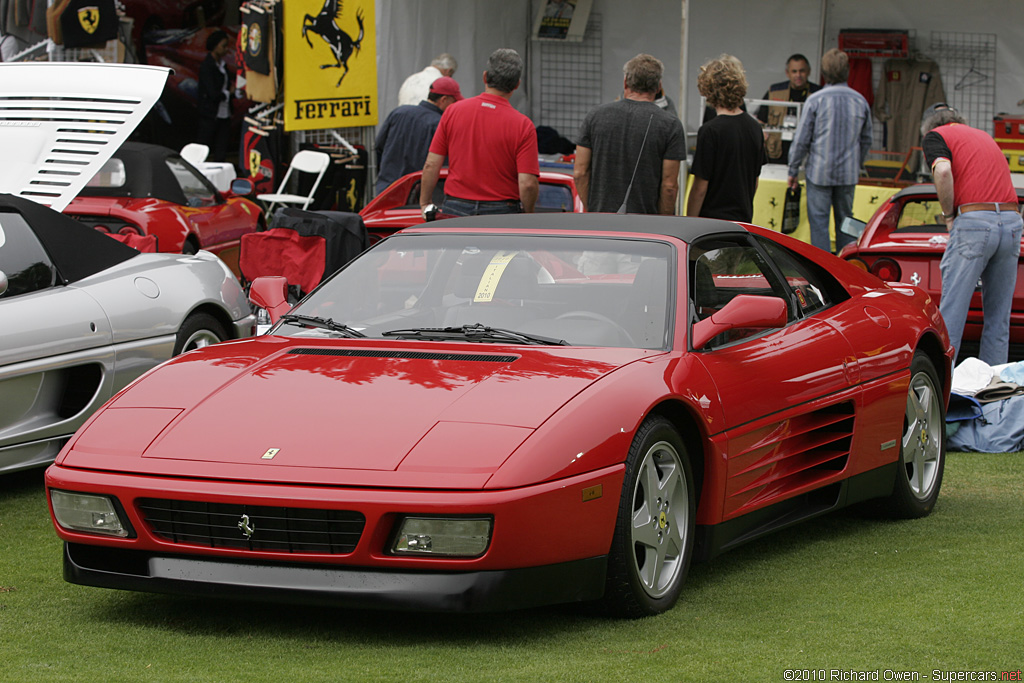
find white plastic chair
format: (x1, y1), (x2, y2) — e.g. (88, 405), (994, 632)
(256, 150), (331, 214)
(180, 143), (209, 166)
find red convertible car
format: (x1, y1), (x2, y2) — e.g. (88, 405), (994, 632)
(64, 143), (264, 277)
(360, 169), (582, 242)
(839, 184), (1024, 357)
(45, 214), (950, 617)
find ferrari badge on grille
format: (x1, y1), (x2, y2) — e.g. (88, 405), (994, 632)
(238, 514), (256, 539)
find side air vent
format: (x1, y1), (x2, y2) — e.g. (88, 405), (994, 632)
(288, 348), (518, 363)
(726, 401), (856, 516)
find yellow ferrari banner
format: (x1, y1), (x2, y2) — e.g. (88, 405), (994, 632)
(283, 0), (378, 131)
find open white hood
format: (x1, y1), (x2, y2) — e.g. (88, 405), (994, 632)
(0, 62), (169, 212)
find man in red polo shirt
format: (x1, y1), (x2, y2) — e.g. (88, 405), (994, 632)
(419, 48), (539, 217)
(922, 105), (1023, 364)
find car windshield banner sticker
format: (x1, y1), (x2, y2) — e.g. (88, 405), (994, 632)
(284, 0), (378, 131)
(474, 251), (518, 303)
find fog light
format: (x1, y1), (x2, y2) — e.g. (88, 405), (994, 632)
(50, 489), (129, 537)
(392, 517), (491, 557)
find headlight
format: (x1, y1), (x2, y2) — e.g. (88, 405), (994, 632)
(50, 490), (132, 538)
(391, 516), (492, 557)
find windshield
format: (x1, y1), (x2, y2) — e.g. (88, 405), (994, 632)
(279, 233), (674, 349)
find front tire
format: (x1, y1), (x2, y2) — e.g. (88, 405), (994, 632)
(602, 416), (695, 618)
(883, 351), (945, 518)
(173, 312), (227, 355)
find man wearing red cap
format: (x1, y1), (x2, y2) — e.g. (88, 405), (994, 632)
(419, 48), (539, 217)
(374, 76), (463, 196)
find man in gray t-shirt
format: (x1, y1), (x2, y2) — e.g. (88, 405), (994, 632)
(574, 54), (687, 214)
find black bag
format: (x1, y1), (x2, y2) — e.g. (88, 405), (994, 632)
(782, 186), (801, 234)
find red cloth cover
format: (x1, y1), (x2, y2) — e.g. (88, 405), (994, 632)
(240, 228), (326, 294)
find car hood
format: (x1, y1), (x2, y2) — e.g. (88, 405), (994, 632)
(62, 336), (654, 488)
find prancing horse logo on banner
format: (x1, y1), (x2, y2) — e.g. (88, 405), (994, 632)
(78, 6), (101, 34)
(302, 0), (365, 87)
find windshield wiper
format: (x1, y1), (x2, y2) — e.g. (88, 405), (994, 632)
(279, 314), (366, 337)
(382, 324), (568, 346)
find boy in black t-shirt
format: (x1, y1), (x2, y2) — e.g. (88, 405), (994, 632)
(687, 55), (767, 222)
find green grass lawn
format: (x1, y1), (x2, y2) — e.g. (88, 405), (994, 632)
(2, 452), (1021, 683)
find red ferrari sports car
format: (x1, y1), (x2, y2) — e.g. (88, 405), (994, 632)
(360, 169), (582, 242)
(45, 214), (951, 617)
(839, 184), (1024, 357)
(64, 142), (264, 277)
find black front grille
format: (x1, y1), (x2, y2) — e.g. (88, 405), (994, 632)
(137, 499), (365, 555)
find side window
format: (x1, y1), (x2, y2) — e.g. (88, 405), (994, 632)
(536, 183), (573, 212)
(165, 157), (218, 208)
(0, 212), (58, 298)
(690, 235), (791, 346)
(755, 235), (849, 317)
(404, 179), (446, 208)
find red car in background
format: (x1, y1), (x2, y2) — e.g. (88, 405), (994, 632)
(64, 142), (264, 277)
(838, 184), (1024, 357)
(360, 169), (583, 242)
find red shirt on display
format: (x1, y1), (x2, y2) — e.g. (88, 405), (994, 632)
(923, 123), (1017, 207)
(429, 93), (539, 201)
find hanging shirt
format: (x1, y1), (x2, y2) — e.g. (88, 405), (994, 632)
(873, 59), (946, 156)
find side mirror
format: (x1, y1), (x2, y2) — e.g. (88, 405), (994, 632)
(0, 270), (7, 297)
(840, 216), (866, 240)
(227, 177), (255, 197)
(248, 276), (291, 324)
(690, 294), (788, 350)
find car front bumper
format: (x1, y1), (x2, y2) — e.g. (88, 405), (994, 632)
(64, 542), (607, 612)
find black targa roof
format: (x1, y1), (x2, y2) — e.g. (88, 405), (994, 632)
(0, 193), (138, 284)
(76, 141), (219, 206)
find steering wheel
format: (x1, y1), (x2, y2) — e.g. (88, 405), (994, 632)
(555, 310), (636, 346)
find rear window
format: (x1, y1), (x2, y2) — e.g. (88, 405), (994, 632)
(0, 211), (58, 297)
(896, 199), (945, 232)
(85, 158), (127, 189)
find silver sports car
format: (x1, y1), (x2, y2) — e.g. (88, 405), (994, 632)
(0, 63), (255, 473)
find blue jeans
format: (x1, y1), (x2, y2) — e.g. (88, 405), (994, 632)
(805, 181), (856, 253)
(940, 209), (1023, 365)
(441, 195), (522, 217)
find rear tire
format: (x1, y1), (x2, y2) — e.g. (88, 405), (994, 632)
(602, 415), (695, 618)
(173, 312), (227, 355)
(882, 351), (945, 518)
